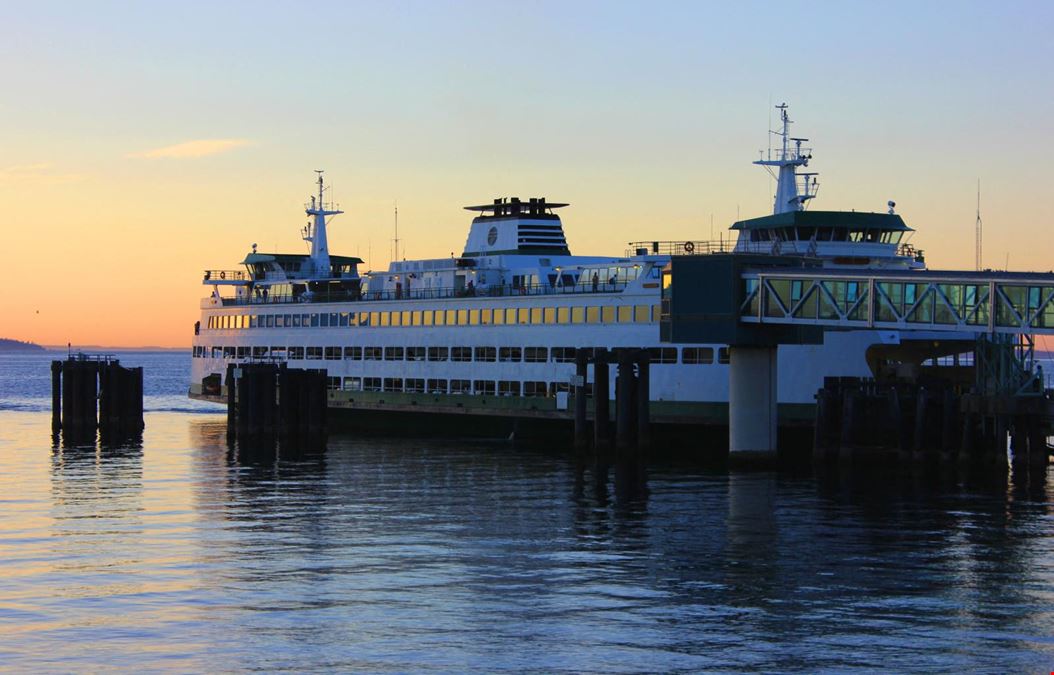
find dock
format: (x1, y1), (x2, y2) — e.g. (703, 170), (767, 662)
(51, 355), (144, 444)
(662, 255), (1054, 464)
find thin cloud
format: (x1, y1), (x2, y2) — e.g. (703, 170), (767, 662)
(0, 162), (87, 185)
(128, 138), (253, 159)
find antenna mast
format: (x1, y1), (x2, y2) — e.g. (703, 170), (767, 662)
(393, 202), (400, 263)
(754, 103), (815, 215)
(304, 170), (343, 278)
(975, 179), (983, 271)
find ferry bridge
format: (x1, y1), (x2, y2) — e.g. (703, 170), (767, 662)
(661, 254), (1054, 459)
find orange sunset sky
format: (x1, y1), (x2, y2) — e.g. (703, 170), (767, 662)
(2, 2), (1052, 348)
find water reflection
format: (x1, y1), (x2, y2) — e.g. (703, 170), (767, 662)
(5, 412), (1047, 671)
(725, 472), (778, 589)
(50, 441), (144, 516)
(53, 425), (144, 453)
(47, 439), (147, 635)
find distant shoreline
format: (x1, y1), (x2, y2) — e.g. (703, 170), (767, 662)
(0, 338), (47, 353)
(0, 339), (188, 353)
(41, 346), (189, 353)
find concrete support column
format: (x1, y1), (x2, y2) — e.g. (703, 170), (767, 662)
(728, 346), (778, 461)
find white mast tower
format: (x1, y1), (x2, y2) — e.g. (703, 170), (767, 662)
(303, 170), (343, 278)
(975, 179), (983, 271)
(755, 103), (818, 215)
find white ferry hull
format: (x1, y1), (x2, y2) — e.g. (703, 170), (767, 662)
(189, 290), (888, 435)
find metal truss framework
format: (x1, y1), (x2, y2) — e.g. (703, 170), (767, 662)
(739, 271), (1054, 336)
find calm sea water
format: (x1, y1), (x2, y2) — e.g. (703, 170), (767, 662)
(0, 351), (1052, 672)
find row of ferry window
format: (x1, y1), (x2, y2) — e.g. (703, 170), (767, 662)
(329, 377), (567, 396)
(192, 345), (730, 365)
(206, 304), (658, 331)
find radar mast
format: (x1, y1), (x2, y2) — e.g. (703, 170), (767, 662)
(303, 170), (343, 278)
(754, 104), (818, 214)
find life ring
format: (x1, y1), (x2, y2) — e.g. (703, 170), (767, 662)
(683, 241), (695, 253)
(219, 271), (226, 280)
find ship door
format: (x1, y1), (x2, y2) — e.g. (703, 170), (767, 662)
(453, 274), (466, 294)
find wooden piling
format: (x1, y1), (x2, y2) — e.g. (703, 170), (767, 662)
(913, 388), (942, 460)
(812, 387), (830, 461)
(83, 361), (98, 430)
(1010, 416), (1028, 468)
(51, 361), (62, 432)
(574, 349), (589, 449)
(1027, 417), (1049, 469)
(62, 360), (96, 435)
(61, 361), (76, 432)
(131, 367), (144, 431)
(298, 370), (313, 436)
(98, 362), (111, 429)
(635, 349), (651, 450)
(236, 367), (250, 439)
(226, 363), (237, 440)
(959, 412), (977, 462)
(813, 379), (844, 461)
(319, 370), (328, 433)
(264, 366), (278, 435)
(993, 415), (1009, 467)
(615, 349), (636, 451)
(49, 358), (143, 443)
(593, 348), (610, 449)
(306, 370), (325, 436)
(102, 362), (118, 436)
(226, 363), (286, 443)
(940, 388), (959, 460)
(838, 387), (860, 461)
(278, 366), (297, 436)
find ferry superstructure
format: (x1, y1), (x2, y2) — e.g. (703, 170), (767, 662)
(189, 107), (934, 434)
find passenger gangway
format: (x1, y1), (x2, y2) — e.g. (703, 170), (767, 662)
(738, 268), (1054, 336)
(660, 255), (1054, 461)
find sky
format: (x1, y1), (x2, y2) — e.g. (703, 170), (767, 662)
(1, 1), (1052, 348)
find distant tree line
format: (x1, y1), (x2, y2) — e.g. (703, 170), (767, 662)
(0, 338), (45, 352)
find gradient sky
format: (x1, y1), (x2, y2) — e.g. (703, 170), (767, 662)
(2, 1), (1052, 347)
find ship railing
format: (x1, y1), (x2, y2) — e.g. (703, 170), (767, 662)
(203, 269), (247, 282)
(625, 240), (783, 257)
(67, 352), (119, 364)
(628, 239), (927, 261)
(217, 280), (632, 307)
(764, 146), (812, 162)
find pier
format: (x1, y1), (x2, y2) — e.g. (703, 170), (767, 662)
(51, 355), (144, 443)
(661, 254), (1054, 463)
(571, 347), (651, 452)
(224, 363), (328, 446)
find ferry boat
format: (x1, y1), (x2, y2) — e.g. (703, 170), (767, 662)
(189, 106), (938, 437)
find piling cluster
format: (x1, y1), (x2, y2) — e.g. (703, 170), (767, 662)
(51, 358), (143, 442)
(225, 363), (327, 444)
(814, 377), (1050, 468)
(574, 347), (651, 451)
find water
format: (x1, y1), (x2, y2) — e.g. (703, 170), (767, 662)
(1, 352), (1053, 671)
